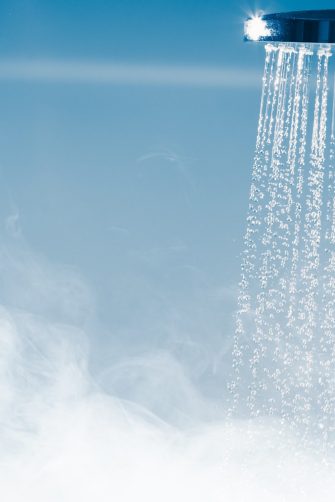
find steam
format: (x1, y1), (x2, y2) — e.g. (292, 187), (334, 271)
(1, 230), (335, 500)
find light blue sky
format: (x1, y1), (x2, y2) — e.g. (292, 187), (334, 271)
(0, 0), (334, 399)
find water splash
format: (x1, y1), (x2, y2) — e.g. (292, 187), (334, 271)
(231, 43), (335, 448)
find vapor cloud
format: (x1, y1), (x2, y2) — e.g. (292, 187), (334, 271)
(0, 229), (334, 501)
(0, 59), (260, 87)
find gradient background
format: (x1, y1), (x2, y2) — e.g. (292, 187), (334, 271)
(0, 0), (334, 413)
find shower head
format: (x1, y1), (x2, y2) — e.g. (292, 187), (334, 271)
(244, 10), (335, 44)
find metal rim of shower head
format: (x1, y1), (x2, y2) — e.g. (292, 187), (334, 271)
(244, 10), (335, 44)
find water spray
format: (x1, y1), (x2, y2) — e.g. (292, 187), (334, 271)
(230, 11), (335, 448)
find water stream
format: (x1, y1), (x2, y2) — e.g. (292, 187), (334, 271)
(231, 43), (335, 448)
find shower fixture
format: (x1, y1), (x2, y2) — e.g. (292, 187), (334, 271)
(244, 10), (335, 44)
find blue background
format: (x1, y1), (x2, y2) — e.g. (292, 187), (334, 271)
(0, 0), (333, 401)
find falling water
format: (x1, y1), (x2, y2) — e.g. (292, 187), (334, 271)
(231, 43), (335, 448)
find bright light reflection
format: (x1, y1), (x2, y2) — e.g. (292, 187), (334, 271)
(245, 16), (271, 41)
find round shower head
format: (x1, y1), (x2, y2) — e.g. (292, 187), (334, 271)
(244, 10), (335, 44)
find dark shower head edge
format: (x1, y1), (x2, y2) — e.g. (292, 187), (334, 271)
(244, 10), (335, 44)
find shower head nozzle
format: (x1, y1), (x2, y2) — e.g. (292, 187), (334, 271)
(244, 10), (335, 44)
